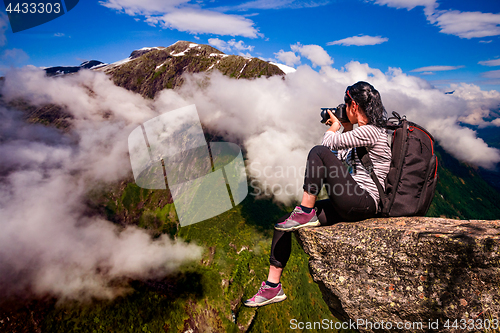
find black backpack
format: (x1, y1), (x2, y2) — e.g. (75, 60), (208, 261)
(357, 112), (438, 217)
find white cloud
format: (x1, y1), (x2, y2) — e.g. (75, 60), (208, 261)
(208, 38), (254, 53)
(430, 10), (500, 39)
(373, 0), (436, 10)
(54, 33), (65, 37)
(479, 59), (500, 67)
(372, 0), (437, 16)
(150, 9), (260, 37)
(239, 52), (253, 58)
(458, 111), (487, 126)
(327, 35), (389, 46)
(270, 62), (297, 74)
(231, 40), (255, 51)
(482, 70), (500, 79)
(411, 65), (464, 72)
(0, 12), (8, 47)
(443, 83), (500, 128)
(208, 38), (229, 51)
(1, 48), (29, 65)
(372, 0), (500, 39)
(99, 0), (189, 15)
(215, 0), (329, 11)
(100, 0), (260, 37)
(221, 0), (294, 10)
(274, 49), (301, 67)
(290, 43), (333, 68)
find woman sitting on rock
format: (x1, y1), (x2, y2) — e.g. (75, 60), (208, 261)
(244, 81), (391, 307)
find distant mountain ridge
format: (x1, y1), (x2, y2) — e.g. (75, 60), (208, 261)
(44, 60), (106, 77)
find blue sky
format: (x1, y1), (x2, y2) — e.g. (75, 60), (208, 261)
(1, 0), (500, 91)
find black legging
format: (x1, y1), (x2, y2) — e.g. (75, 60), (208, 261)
(270, 145), (377, 268)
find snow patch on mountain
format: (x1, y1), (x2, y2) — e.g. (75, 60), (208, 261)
(270, 62), (296, 74)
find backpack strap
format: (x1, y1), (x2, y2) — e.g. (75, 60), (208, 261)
(356, 146), (386, 212)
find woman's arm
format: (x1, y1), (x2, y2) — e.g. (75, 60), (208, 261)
(322, 125), (381, 150)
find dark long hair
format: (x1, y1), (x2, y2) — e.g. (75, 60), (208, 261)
(344, 81), (387, 128)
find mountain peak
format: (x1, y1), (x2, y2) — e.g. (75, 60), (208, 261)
(130, 47), (166, 59)
(97, 41), (284, 98)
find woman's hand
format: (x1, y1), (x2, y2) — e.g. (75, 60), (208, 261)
(325, 110), (341, 132)
(326, 110), (353, 132)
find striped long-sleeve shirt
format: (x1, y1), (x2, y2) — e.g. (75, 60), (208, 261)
(322, 125), (391, 209)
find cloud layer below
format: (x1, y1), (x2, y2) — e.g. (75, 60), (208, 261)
(0, 69), (202, 302)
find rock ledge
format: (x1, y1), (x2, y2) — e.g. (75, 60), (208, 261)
(296, 217), (500, 332)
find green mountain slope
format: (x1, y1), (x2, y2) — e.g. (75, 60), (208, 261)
(2, 184), (345, 332)
(33, 141), (500, 332)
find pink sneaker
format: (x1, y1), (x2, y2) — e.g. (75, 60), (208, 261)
(243, 281), (287, 307)
(274, 206), (319, 231)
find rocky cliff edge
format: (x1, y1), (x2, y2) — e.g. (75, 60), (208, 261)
(296, 217), (500, 332)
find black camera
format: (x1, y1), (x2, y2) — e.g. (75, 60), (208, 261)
(320, 104), (349, 124)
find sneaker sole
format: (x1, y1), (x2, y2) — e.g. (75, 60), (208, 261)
(244, 294), (287, 307)
(274, 220), (320, 231)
